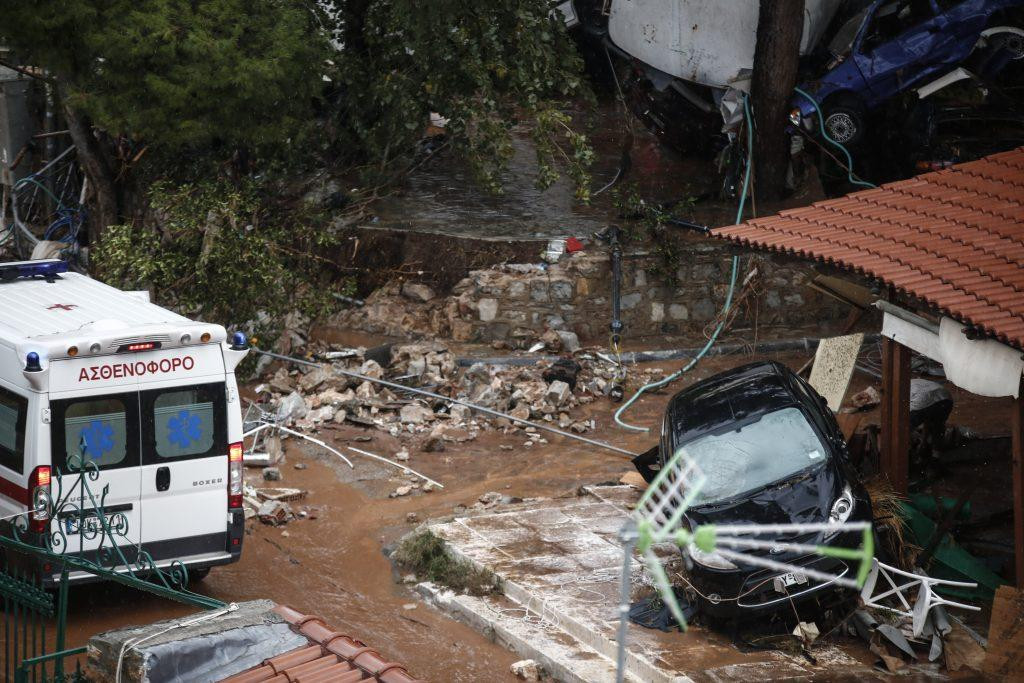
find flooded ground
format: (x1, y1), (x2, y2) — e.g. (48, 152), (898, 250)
(28, 345), (1016, 681)
(370, 101), (734, 240)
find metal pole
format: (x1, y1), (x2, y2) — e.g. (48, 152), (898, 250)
(615, 522), (637, 683)
(255, 349), (639, 458)
(54, 565), (68, 680)
(609, 225), (624, 348)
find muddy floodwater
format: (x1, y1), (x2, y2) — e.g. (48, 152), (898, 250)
(372, 101), (726, 240)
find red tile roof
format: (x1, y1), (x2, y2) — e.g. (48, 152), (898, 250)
(220, 605), (424, 683)
(712, 148), (1024, 348)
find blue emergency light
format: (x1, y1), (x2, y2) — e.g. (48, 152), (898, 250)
(0, 260), (69, 282)
(230, 332), (249, 351)
(25, 352), (42, 372)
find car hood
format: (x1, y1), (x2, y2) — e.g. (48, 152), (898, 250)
(683, 460), (841, 534)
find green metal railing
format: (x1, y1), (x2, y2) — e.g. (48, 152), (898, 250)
(1, 445), (226, 681)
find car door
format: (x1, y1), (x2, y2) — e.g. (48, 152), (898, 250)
(49, 389), (144, 564)
(138, 379), (228, 555)
(854, 0), (939, 99)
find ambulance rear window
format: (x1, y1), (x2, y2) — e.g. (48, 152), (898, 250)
(0, 387), (28, 474)
(63, 399), (131, 468)
(142, 382), (226, 463)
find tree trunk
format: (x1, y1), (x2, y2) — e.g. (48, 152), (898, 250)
(62, 98), (119, 244)
(751, 0), (804, 201)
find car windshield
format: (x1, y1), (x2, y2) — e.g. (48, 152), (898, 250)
(829, 6), (871, 56)
(680, 407), (828, 505)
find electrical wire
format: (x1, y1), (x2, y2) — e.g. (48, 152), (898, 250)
(793, 86), (876, 190)
(612, 95), (752, 432)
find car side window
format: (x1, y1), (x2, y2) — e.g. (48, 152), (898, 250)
(0, 386), (28, 475)
(863, 0), (935, 51)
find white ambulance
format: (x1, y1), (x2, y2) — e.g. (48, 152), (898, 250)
(0, 259), (248, 583)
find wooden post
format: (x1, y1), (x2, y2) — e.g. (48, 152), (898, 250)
(1012, 386), (1024, 587)
(881, 338), (911, 495)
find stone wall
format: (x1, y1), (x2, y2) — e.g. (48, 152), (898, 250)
(328, 238), (850, 347)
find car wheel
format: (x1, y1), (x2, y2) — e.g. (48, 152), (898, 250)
(822, 103), (865, 147)
(987, 30), (1024, 61)
(188, 567), (211, 582)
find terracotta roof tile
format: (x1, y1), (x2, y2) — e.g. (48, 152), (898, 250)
(219, 605), (424, 683)
(712, 149), (1024, 348)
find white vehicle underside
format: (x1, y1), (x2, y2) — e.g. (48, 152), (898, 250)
(607, 0), (844, 89)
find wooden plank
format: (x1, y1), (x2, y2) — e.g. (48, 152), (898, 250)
(982, 585), (1024, 678)
(891, 340), (911, 496)
(1013, 388), (1024, 587)
(880, 338), (911, 495)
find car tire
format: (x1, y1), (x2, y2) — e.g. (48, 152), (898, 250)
(822, 100), (865, 147)
(188, 567), (211, 583)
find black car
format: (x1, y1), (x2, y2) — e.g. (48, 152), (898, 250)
(654, 361), (872, 619)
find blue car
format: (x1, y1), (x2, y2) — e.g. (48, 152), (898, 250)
(791, 0), (1024, 145)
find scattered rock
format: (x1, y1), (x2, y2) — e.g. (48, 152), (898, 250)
(401, 281), (436, 302)
(393, 486), (412, 497)
(478, 491), (503, 508)
(400, 404), (434, 425)
(422, 436), (446, 453)
(510, 659), (541, 681)
(449, 404), (472, 422)
(556, 330), (581, 353)
(276, 392), (308, 422)
(543, 358), (581, 389)
(851, 386), (882, 410)
(546, 380), (571, 407)
(299, 367), (331, 392)
(395, 449), (410, 462)
(262, 467), (282, 482)
(293, 462), (308, 470)
(406, 512), (420, 524)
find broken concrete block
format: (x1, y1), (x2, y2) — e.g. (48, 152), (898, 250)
(401, 281), (436, 302)
(262, 467), (282, 482)
(546, 380), (571, 407)
(258, 500), (293, 525)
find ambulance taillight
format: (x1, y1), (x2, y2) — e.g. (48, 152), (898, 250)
(228, 442), (243, 509)
(28, 466), (52, 533)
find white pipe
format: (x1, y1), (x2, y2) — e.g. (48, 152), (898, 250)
(347, 446), (444, 489)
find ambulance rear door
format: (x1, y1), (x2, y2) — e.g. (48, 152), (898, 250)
(136, 345), (229, 556)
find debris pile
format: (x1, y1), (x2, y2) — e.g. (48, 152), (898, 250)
(253, 342), (663, 448)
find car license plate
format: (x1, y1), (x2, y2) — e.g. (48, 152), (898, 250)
(64, 514), (105, 535)
(774, 572), (808, 592)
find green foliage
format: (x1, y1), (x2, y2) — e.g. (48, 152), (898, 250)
(393, 531), (502, 596)
(0, 0), (327, 152)
(92, 180), (347, 350)
(326, 0), (593, 195)
(614, 187), (697, 286)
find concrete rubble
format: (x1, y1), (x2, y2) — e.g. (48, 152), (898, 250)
(251, 341), (667, 495)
